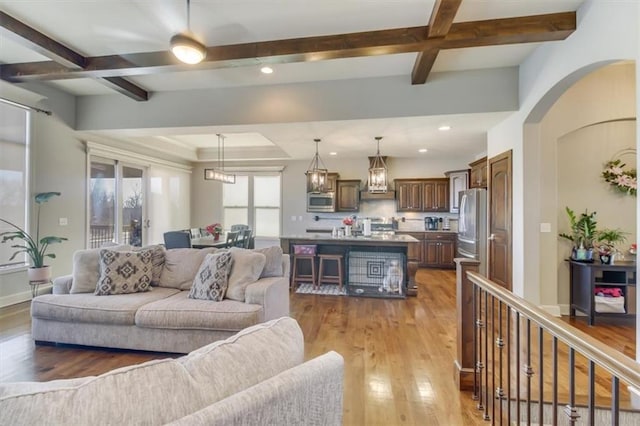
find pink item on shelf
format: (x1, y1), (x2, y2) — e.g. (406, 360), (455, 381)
(594, 287), (623, 298)
(293, 245), (317, 255)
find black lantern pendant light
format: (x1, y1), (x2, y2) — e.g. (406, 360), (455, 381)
(368, 136), (388, 193)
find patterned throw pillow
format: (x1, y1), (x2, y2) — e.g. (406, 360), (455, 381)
(95, 249), (153, 295)
(188, 252), (233, 301)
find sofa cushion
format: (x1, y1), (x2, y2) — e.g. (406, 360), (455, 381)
(136, 244), (165, 285)
(0, 317), (304, 426)
(226, 248), (266, 302)
(31, 287), (180, 325)
(159, 248), (218, 290)
(254, 246), (284, 278)
(135, 291), (263, 331)
(188, 252), (233, 301)
(70, 245), (131, 294)
(95, 249), (153, 295)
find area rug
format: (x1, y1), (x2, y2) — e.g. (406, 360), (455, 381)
(295, 283), (347, 296)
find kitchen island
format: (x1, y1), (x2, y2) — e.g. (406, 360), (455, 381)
(280, 233), (420, 298)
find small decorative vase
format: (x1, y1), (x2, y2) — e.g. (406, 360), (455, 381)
(599, 253), (611, 264)
(28, 265), (51, 282)
(344, 226), (351, 237)
(214, 232), (220, 241)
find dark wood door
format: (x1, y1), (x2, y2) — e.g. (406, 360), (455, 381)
(488, 150), (512, 290)
(434, 180), (449, 211)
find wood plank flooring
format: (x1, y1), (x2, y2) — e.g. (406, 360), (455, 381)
(0, 269), (636, 425)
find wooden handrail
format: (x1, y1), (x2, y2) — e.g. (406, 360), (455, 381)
(467, 271), (640, 390)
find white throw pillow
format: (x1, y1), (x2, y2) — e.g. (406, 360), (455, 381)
(225, 248), (266, 302)
(95, 249), (153, 295)
(188, 252), (233, 301)
(159, 248), (218, 290)
(70, 244), (131, 294)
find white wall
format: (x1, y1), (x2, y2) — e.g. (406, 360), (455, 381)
(487, 0), (639, 304)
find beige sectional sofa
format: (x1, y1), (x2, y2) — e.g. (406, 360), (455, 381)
(31, 245), (290, 353)
(0, 317), (345, 426)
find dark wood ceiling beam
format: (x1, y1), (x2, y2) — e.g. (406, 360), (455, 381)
(412, 0), (463, 85)
(0, 10), (148, 101)
(0, 11), (86, 69)
(100, 77), (149, 101)
(0, 12), (576, 83)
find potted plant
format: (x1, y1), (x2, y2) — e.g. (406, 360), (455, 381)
(594, 228), (627, 264)
(558, 207), (597, 261)
(0, 192), (67, 281)
(205, 223), (223, 241)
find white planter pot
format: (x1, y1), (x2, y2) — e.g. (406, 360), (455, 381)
(28, 265), (51, 282)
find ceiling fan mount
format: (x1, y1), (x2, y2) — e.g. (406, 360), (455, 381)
(170, 0), (206, 64)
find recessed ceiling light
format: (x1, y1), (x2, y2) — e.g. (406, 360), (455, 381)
(260, 66), (273, 74)
(329, 152), (337, 156)
(438, 125), (451, 131)
(418, 148), (428, 153)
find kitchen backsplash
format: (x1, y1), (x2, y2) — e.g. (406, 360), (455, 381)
(296, 199), (458, 233)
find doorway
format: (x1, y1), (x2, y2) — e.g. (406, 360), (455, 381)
(89, 158), (147, 248)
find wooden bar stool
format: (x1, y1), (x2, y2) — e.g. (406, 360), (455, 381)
(317, 254), (344, 291)
(291, 245), (317, 289)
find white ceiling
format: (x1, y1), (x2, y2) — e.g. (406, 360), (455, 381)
(0, 0), (585, 162)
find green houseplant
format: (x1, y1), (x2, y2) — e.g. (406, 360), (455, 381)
(0, 192), (67, 281)
(594, 228), (627, 264)
(558, 207), (597, 261)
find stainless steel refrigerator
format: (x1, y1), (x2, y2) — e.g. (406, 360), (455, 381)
(457, 188), (487, 275)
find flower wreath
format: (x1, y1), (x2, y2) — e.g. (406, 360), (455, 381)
(602, 159), (637, 196)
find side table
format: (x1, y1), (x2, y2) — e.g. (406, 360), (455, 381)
(29, 279), (52, 298)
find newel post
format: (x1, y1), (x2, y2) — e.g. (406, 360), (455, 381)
(454, 257), (480, 391)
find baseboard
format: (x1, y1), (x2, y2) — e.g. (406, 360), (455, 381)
(540, 305), (562, 317)
(0, 284), (52, 308)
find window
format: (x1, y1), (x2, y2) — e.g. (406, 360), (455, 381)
(0, 100), (29, 268)
(222, 174), (281, 237)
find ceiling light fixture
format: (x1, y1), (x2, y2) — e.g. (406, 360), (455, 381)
(260, 66), (274, 74)
(368, 136), (388, 193)
(438, 125), (451, 131)
(305, 138), (328, 193)
(419, 148), (428, 153)
(171, 0), (206, 64)
(204, 134), (236, 184)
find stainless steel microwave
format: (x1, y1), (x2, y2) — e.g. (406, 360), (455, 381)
(307, 192), (335, 212)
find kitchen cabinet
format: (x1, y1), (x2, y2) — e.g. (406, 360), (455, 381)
(396, 232), (424, 262)
(469, 157), (487, 188)
(396, 180), (423, 212)
(422, 178), (449, 212)
(423, 232), (456, 269)
(396, 178), (448, 212)
(446, 169), (469, 213)
(336, 179), (361, 212)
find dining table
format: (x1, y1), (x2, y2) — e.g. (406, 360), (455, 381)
(191, 236), (231, 249)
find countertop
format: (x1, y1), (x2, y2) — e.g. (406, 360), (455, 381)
(280, 233), (420, 243)
(305, 228), (456, 234)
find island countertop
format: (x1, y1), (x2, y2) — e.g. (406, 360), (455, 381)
(279, 233), (419, 244)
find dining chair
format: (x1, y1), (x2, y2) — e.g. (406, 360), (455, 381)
(225, 231), (240, 248)
(189, 228), (202, 238)
(163, 231), (192, 249)
(239, 229), (252, 249)
(230, 224), (249, 232)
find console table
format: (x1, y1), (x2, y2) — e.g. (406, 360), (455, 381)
(568, 260), (636, 325)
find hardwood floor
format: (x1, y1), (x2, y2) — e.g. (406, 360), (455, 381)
(0, 269), (636, 425)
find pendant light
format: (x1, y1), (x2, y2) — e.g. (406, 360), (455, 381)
(305, 138), (328, 193)
(170, 0), (206, 64)
(368, 136), (388, 193)
(204, 134), (236, 184)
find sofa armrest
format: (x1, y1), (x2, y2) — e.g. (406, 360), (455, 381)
(244, 277), (289, 320)
(52, 275), (73, 294)
(165, 351), (344, 426)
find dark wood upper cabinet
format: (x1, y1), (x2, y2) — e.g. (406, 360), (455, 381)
(469, 157), (488, 188)
(336, 179), (361, 212)
(396, 178), (448, 212)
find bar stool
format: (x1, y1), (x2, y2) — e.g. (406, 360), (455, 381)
(317, 254), (344, 291)
(291, 245), (317, 289)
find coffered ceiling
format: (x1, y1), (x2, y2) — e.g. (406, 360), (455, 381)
(0, 0), (584, 162)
